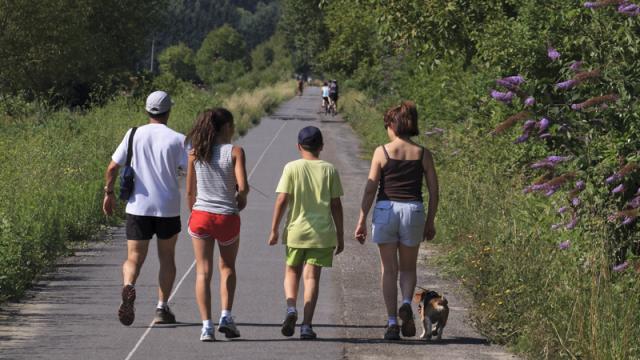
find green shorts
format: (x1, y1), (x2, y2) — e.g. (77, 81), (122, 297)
(286, 247), (334, 267)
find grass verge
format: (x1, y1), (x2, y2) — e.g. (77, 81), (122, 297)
(0, 80), (295, 303)
(340, 88), (640, 360)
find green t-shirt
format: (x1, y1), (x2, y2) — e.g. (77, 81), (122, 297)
(275, 159), (344, 248)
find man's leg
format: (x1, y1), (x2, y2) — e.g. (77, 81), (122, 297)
(123, 240), (150, 286)
(119, 239), (150, 326)
(157, 234), (178, 302)
(301, 263), (322, 326)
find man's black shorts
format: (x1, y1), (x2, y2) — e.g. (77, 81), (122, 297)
(126, 214), (181, 240)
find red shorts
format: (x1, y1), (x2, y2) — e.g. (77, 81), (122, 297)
(188, 210), (240, 245)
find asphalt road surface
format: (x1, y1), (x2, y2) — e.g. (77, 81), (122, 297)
(0, 87), (518, 360)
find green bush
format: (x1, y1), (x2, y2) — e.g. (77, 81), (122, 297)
(195, 25), (247, 86)
(158, 43), (197, 82)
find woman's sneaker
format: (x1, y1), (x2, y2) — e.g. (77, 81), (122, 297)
(218, 316), (241, 338)
(118, 285), (136, 326)
(281, 310), (297, 337)
(154, 306), (176, 324)
(384, 324), (401, 340)
(300, 325), (317, 340)
(398, 303), (416, 337)
(200, 327), (215, 342)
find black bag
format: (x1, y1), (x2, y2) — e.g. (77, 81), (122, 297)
(119, 127), (137, 200)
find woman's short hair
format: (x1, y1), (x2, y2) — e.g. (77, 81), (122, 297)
(384, 101), (419, 137)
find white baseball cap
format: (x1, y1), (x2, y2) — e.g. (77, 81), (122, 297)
(145, 91), (173, 115)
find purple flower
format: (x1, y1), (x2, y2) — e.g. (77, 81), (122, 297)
(547, 155), (570, 163)
(584, 2), (597, 8)
(548, 47), (561, 61)
(612, 261), (629, 272)
(490, 90), (515, 103)
(545, 188), (557, 197)
(523, 120), (536, 130)
(537, 118), (550, 133)
(558, 240), (571, 250)
(576, 180), (586, 190)
(497, 75), (524, 89)
(556, 79), (578, 90)
(565, 216), (579, 230)
(524, 97), (535, 107)
(558, 206), (569, 214)
(569, 61), (583, 71)
(612, 184), (625, 194)
(630, 196), (640, 209)
(619, 4), (640, 15)
(636, 187), (640, 195)
(606, 173), (622, 184)
(514, 133), (529, 144)
(622, 216), (636, 226)
(572, 197), (581, 207)
(571, 103), (581, 111)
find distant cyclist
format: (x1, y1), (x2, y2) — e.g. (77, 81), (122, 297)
(329, 80), (339, 112)
(321, 81), (330, 111)
(297, 75), (304, 96)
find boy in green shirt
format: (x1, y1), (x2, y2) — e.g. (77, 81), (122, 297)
(268, 126), (344, 340)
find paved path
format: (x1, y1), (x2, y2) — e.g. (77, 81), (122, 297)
(0, 87), (518, 359)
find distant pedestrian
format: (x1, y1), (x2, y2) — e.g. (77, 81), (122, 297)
(185, 108), (249, 342)
(297, 76), (304, 96)
(103, 90), (187, 326)
(268, 126), (344, 340)
(354, 101), (439, 340)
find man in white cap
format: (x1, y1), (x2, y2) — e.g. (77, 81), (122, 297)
(102, 90), (187, 326)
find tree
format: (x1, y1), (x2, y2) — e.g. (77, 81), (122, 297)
(278, 0), (328, 73)
(0, 0), (167, 104)
(158, 43), (197, 81)
(195, 25), (247, 85)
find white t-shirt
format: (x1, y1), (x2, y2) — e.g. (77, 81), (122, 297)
(112, 123), (187, 217)
(321, 86), (330, 97)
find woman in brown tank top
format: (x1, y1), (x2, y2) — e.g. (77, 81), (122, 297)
(354, 101), (439, 340)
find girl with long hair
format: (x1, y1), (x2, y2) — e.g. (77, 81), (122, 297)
(185, 108), (249, 342)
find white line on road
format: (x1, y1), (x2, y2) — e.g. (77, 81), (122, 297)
(124, 120), (287, 360)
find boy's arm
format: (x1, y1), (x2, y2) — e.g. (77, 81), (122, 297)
(268, 192), (288, 246)
(330, 197), (344, 255)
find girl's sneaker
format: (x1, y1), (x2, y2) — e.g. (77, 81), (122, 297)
(384, 324), (401, 340)
(398, 303), (416, 337)
(218, 316), (241, 338)
(200, 327), (215, 342)
(300, 325), (317, 340)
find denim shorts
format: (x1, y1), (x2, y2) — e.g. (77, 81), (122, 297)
(371, 200), (426, 247)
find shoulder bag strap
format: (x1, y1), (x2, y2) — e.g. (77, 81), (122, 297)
(125, 127), (138, 167)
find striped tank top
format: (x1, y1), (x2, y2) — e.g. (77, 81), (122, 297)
(193, 144), (238, 214)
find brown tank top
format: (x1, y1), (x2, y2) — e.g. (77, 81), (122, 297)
(377, 145), (424, 202)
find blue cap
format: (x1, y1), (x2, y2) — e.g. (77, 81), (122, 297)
(298, 126), (323, 147)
